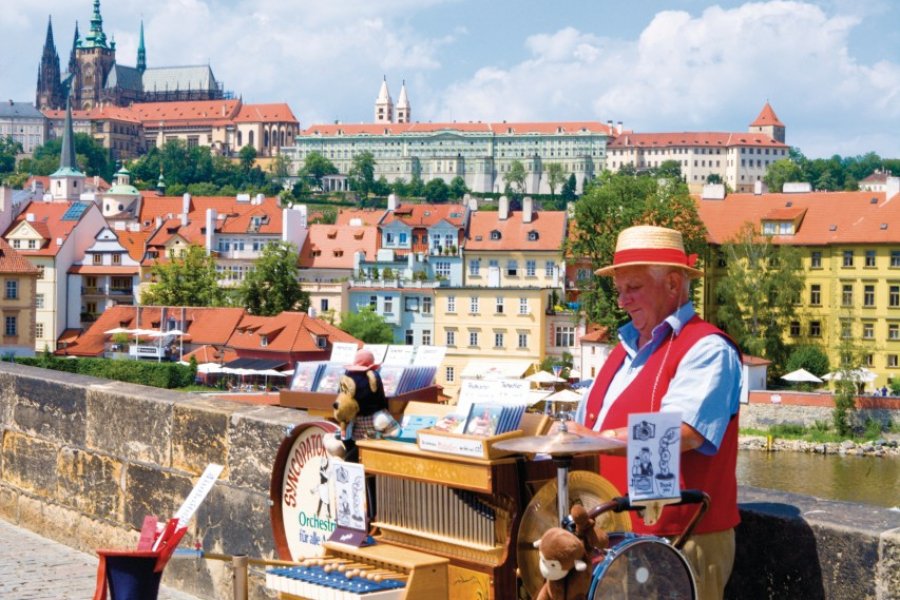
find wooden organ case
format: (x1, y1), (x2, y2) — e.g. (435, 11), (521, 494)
(357, 438), (523, 599)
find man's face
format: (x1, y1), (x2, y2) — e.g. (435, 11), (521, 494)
(613, 266), (682, 341)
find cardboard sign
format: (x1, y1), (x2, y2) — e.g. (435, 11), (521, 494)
(328, 461), (369, 546)
(330, 342), (358, 366)
(627, 412), (682, 503)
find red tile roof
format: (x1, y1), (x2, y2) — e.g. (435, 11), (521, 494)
(580, 327), (611, 343)
(0, 238), (38, 274)
(608, 132), (785, 149)
(4, 202), (88, 256)
(465, 209), (567, 251)
(382, 203), (467, 228)
(233, 103), (298, 124)
(299, 223), (377, 269)
(181, 344), (239, 364)
(335, 208), (387, 226)
(750, 102), (784, 128)
(227, 311), (359, 353)
(129, 99), (241, 126)
(43, 105), (142, 124)
(68, 265), (139, 275)
(696, 190), (900, 245)
(302, 121), (613, 137)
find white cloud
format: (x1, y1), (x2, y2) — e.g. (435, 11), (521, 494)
(428, 1), (900, 157)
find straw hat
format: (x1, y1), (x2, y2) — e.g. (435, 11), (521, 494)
(345, 349), (377, 372)
(594, 225), (703, 278)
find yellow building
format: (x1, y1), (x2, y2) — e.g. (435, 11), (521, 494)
(435, 197), (567, 400)
(0, 238), (39, 356)
(697, 180), (900, 387)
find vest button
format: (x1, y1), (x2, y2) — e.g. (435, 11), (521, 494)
(589, 413), (595, 419)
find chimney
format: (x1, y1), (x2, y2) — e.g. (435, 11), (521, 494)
(206, 208), (217, 253)
(467, 195), (478, 211)
(155, 216), (162, 228)
(255, 193), (265, 205)
(754, 180), (768, 195)
(607, 119), (613, 133)
(26, 213), (35, 222)
(701, 184), (726, 200)
(182, 192), (191, 216)
(387, 193), (398, 211)
(523, 196), (534, 223)
(499, 195), (509, 220)
(616, 121), (623, 135)
(886, 176), (900, 201)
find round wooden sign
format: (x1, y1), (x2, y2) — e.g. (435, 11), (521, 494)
(269, 421), (339, 561)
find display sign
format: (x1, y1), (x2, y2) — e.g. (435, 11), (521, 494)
(328, 461), (369, 546)
(329, 342), (358, 366)
(627, 412), (682, 503)
(270, 422), (340, 560)
(383, 345), (415, 366)
(413, 345), (446, 367)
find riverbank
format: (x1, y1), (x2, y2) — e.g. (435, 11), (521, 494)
(739, 434), (900, 457)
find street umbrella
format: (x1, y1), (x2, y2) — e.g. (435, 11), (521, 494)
(104, 327), (130, 335)
(525, 370), (566, 384)
(780, 368), (823, 384)
(822, 368), (877, 383)
(543, 388), (584, 403)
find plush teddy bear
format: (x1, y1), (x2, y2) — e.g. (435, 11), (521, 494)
(533, 527), (591, 600)
(331, 375), (360, 440)
(569, 504), (609, 556)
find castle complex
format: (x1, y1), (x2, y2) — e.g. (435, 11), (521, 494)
(35, 0), (225, 111)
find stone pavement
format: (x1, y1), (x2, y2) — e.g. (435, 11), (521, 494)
(0, 517), (200, 600)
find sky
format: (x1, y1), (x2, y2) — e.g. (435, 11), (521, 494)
(1, 0), (899, 159)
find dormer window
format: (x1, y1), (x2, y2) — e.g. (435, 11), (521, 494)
(327, 230), (337, 239)
(316, 336), (328, 349)
(260, 336), (268, 347)
(527, 230), (539, 241)
(761, 221), (794, 236)
(490, 230), (501, 240)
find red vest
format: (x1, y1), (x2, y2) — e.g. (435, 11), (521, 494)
(585, 316), (741, 536)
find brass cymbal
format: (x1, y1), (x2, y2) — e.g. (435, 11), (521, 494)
(493, 430), (625, 456)
(517, 471), (632, 599)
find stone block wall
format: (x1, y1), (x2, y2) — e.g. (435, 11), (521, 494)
(0, 362), (309, 599)
(1, 362), (898, 599)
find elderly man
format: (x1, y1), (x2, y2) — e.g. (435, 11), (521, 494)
(571, 225), (742, 600)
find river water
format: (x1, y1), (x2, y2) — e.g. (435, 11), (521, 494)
(736, 450), (899, 508)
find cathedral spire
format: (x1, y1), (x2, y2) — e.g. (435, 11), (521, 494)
(69, 22), (80, 75)
(396, 79), (411, 124)
(36, 16), (63, 109)
(137, 20), (146, 73)
(59, 97), (79, 173)
(84, 0), (109, 49)
(374, 76), (394, 124)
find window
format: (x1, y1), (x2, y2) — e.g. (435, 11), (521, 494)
(423, 297), (432, 314)
(841, 321), (852, 339)
(891, 286), (900, 307)
(519, 298), (529, 315)
(36, 266), (44, 279)
(555, 326), (575, 347)
(399, 233), (408, 245)
(404, 297), (419, 312)
(863, 323), (874, 339)
(891, 324), (900, 340)
(891, 251), (900, 267)
(28, 239), (36, 249)
(405, 329), (414, 345)
(5, 280), (17, 299)
(384, 296), (394, 314)
(93, 254), (102, 265)
(843, 250), (854, 267)
(864, 285), (875, 307)
(446, 330), (456, 346)
(112, 254), (121, 265)
(545, 261), (555, 278)
(369, 295), (377, 309)
(469, 259), (481, 276)
(810, 284), (821, 306)
(11, 239), (20, 249)
(865, 354), (874, 367)
(842, 284), (853, 306)
(422, 329), (431, 345)
(445, 366), (455, 383)
(35, 322), (43, 338)
(518, 333), (528, 348)
(506, 260), (518, 276)
(260, 335), (268, 347)
(469, 297), (479, 314)
(434, 261), (451, 278)
(469, 331), (479, 347)
(494, 332), (504, 348)
(526, 260), (536, 277)
(320, 298), (329, 312)
(789, 321), (800, 337)
(809, 321), (821, 337)
(447, 296), (456, 312)
(496, 297), (504, 314)
(889, 355), (899, 368)
(865, 250), (876, 267)
(35, 294), (44, 309)
(810, 252), (822, 268)
(5, 316), (16, 336)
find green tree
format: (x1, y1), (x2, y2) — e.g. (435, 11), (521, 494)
(407, 173), (425, 197)
(237, 242), (309, 316)
(448, 175), (468, 200)
(238, 145), (257, 173)
(504, 160), (527, 199)
(0, 136), (23, 176)
(706, 173), (723, 185)
(714, 222), (804, 364)
(561, 173), (577, 201)
(785, 345), (830, 377)
(21, 132), (113, 180)
(372, 175), (392, 197)
(349, 151), (376, 200)
(141, 245), (226, 306)
(339, 306), (394, 343)
(268, 152), (293, 181)
(651, 160), (683, 179)
(567, 171), (707, 330)
(546, 163), (566, 198)
(424, 178), (450, 203)
(831, 320), (865, 436)
(300, 151), (338, 187)
(763, 158), (804, 192)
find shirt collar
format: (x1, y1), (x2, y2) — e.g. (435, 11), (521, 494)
(617, 301), (696, 356)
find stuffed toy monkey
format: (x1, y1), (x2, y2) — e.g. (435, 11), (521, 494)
(533, 527), (591, 600)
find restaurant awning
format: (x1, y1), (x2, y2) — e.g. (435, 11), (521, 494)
(222, 357), (287, 371)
